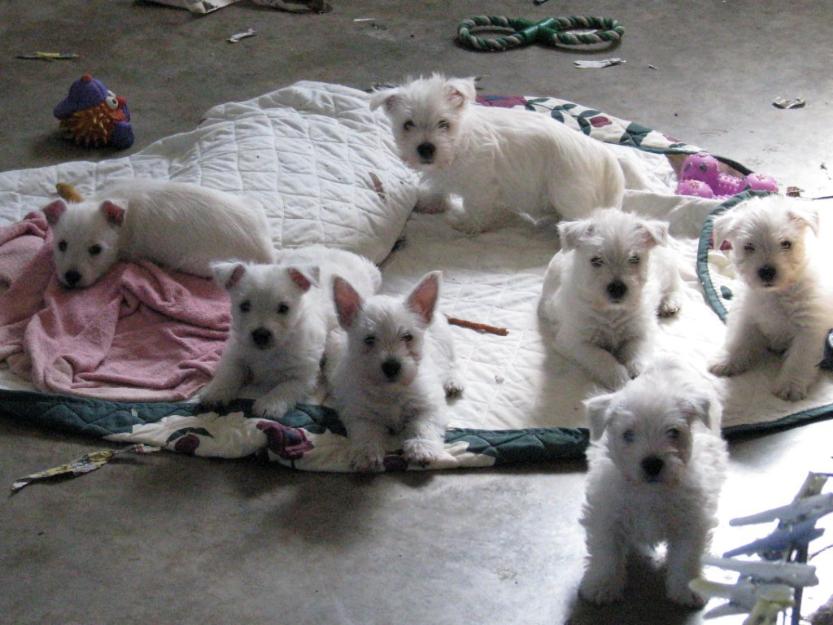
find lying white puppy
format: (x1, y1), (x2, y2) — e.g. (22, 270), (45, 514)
(370, 74), (625, 233)
(539, 209), (682, 389)
(580, 357), (728, 607)
(710, 195), (833, 401)
(201, 247), (381, 418)
(330, 271), (463, 472)
(42, 179), (274, 288)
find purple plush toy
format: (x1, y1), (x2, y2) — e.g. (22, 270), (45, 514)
(53, 74), (134, 149)
(676, 152), (778, 198)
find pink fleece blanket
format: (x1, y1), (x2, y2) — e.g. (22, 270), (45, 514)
(0, 213), (230, 401)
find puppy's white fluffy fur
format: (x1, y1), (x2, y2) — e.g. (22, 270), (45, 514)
(330, 271), (463, 472)
(370, 74), (625, 233)
(539, 209), (683, 389)
(579, 357), (727, 607)
(709, 195), (832, 401)
(42, 179), (274, 288)
(201, 247), (381, 419)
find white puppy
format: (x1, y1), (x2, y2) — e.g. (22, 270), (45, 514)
(370, 74), (625, 233)
(539, 209), (683, 389)
(579, 357), (728, 607)
(709, 195), (832, 401)
(42, 179), (274, 288)
(330, 271), (463, 472)
(201, 247), (381, 418)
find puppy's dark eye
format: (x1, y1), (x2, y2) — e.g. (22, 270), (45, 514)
(437, 119), (450, 130)
(628, 255), (640, 265)
(743, 243), (756, 253)
(590, 256), (604, 268)
(403, 120), (415, 131)
(402, 332), (413, 342)
(780, 240), (792, 250)
(239, 300), (251, 313)
(364, 335), (376, 347)
(277, 303), (289, 315)
(88, 244), (102, 256)
(58, 240), (67, 252)
(622, 429), (635, 443)
(667, 427), (681, 441)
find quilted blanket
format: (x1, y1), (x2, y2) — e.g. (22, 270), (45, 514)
(2, 81), (833, 471)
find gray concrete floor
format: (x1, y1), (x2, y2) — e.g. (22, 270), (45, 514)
(2, 1), (833, 624)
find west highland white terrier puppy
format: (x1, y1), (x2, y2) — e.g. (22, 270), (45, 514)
(330, 271), (463, 472)
(538, 209), (683, 389)
(370, 74), (625, 233)
(579, 357), (728, 607)
(201, 247), (381, 419)
(42, 179), (274, 288)
(709, 195), (833, 401)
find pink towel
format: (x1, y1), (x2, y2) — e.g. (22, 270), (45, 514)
(0, 213), (230, 401)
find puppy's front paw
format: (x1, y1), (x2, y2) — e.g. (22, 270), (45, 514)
(578, 572), (625, 605)
(199, 381), (237, 409)
(666, 579), (705, 609)
(443, 373), (465, 398)
(708, 357), (748, 378)
(349, 445), (386, 473)
(599, 364), (632, 390)
(402, 438), (446, 467)
(773, 377), (810, 402)
(415, 195), (450, 214)
(658, 295), (682, 318)
(445, 210), (484, 235)
(252, 397), (291, 419)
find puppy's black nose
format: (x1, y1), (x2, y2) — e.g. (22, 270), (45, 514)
(64, 270), (81, 287)
(758, 264), (777, 283)
(606, 280), (627, 301)
(417, 142), (435, 161)
(641, 456), (664, 479)
(251, 327), (272, 348)
(381, 358), (401, 380)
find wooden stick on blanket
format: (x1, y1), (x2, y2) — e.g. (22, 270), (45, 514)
(445, 314), (509, 336)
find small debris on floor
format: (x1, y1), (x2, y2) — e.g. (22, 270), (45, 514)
(16, 52), (78, 61)
(227, 28), (256, 43)
(787, 186), (803, 197)
(574, 58), (626, 69)
(353, 17), (375, 22)
(647, 64), (657, 70)
(772, 96), (806, 109)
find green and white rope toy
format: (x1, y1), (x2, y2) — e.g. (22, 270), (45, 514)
(457, 16), (624, 52)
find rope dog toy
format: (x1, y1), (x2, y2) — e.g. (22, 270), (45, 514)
(457, 15), (624, 52)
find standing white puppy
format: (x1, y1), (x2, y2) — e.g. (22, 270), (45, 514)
(42, 179), (274, 288)
(331, 271), (463, 472)
(370, 74), (625, 233)
(201, 247), (381, 418)
(579, 358), (728, 607)
(709, 195), (832, 401)
(538, 209), (682, 389)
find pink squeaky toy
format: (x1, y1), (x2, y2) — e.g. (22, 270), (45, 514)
(676, 152), (778, 199)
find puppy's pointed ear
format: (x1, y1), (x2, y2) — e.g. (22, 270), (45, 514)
(43, 199), (67, 225)
(712, 211), (737, 252)
(212, 261), (246, 291)
(678, 393), (712, 429)
(287, 266), (319, 292)
(446, 77), (476, 108)
(635, 219), (669, 249)
(788, 204), (820, 236)
(406, 271), (441, 325)
(100, 200), (126, 227)
(584, 393), (615, 440)
(369, 88), (400, 113)
(333, 276), (363, 329)
(558, 219), (594, 251)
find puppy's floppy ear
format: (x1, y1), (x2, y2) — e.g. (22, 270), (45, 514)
(584, 393), (614, 440)
(558, 219), (594, 251)
(635, 219), (669, 249)
(43, 199), (67, 225)
(711, 211), (738, 251)
(333, 276), (363, 330)
(677, 393), (712, 429)
(445, 77), (476, 108)
(406, 271), (441, 325)
(369, 88), (400, 113)
(100, 200), (126, 227)
(788, 203), (820, 236)
(287, 266), (320, 292)
(212, 261), (246, 291)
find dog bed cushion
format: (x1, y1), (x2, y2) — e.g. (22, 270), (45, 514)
(2, 82), (833, 471)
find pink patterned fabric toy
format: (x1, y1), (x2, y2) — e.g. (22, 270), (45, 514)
(676, 152), (778, 198)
